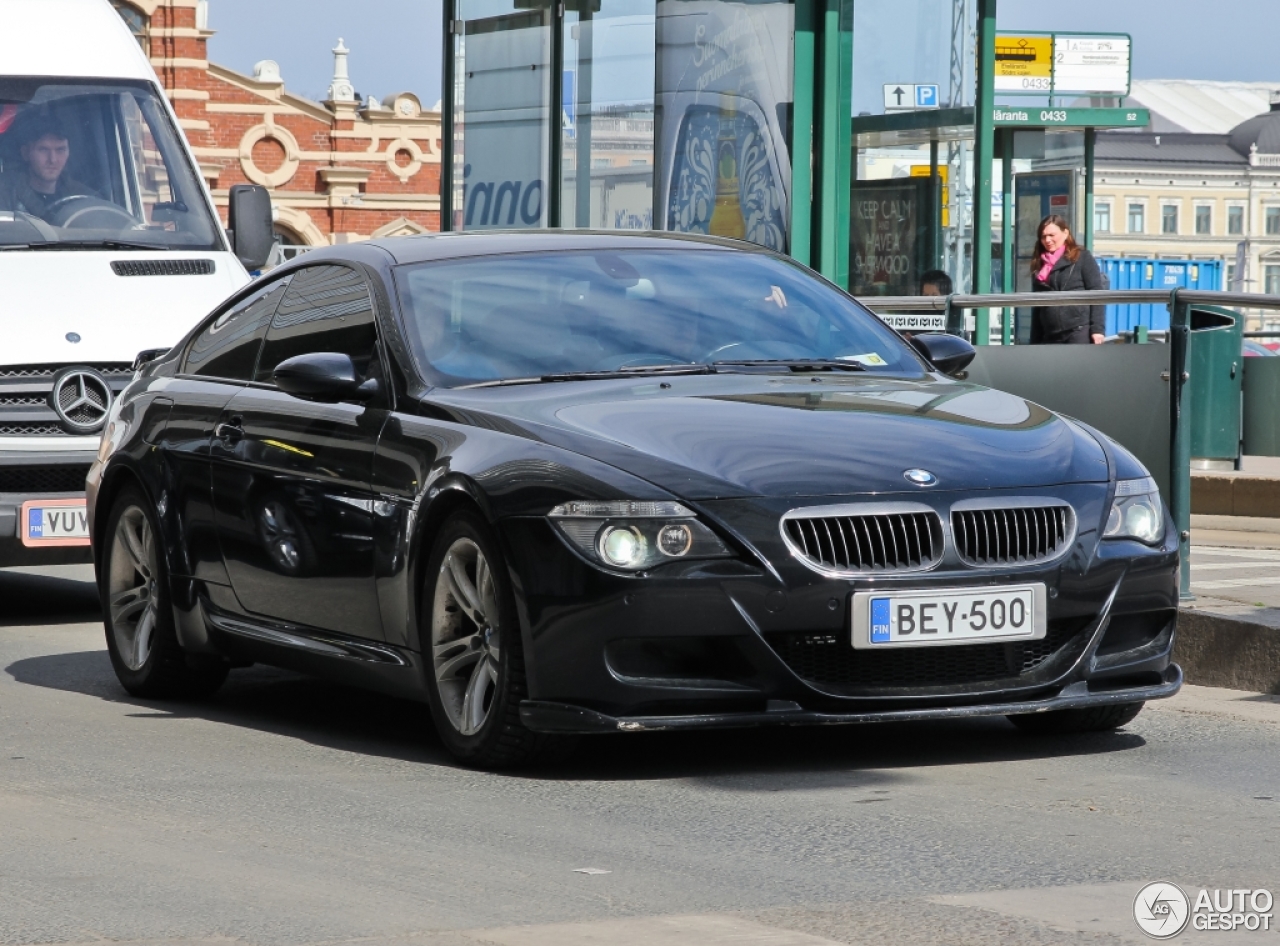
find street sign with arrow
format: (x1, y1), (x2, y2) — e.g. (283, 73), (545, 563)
(883, 84), (939, 112)
(883, 84), (914, 111)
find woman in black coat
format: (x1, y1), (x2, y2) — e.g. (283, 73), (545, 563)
(1029, 214), (1106, 345)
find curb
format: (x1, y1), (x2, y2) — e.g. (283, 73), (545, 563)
(1175, 608), (1280, 694)
(1192, 472), (1280, 518)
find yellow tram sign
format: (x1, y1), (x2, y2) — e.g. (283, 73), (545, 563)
(994, 34), (1052, 93)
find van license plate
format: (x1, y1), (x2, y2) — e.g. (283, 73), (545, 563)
(851, 584), (1046, 649)
(21, 499), (90, 547)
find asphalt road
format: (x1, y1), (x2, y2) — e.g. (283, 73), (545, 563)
(2, 564), (1278, 946)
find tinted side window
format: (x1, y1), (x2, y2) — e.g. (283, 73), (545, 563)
(255, 265), (379, 384)
(183, 278), (289, 380)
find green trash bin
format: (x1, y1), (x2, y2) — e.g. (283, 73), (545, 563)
(1187, 306), (1242, 469)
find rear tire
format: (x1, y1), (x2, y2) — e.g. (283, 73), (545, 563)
(100, 485), (228, 699)
(1007, 702), (1144, 735)
(421, 510), (573, 768)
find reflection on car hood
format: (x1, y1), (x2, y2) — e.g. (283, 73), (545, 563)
(429, 374), (1110, 500)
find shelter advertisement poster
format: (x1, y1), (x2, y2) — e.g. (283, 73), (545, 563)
(849, 178), (937, 296)
(655, 0), (793, 253)
(456, 11), (551, 230)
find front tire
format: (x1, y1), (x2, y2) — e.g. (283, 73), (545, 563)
(421, 510), (565, 768)
(1007, 702), (1144, 735)
(101, 485), (228, 699)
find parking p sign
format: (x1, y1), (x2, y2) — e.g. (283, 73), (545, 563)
(915, 84), (939, 108)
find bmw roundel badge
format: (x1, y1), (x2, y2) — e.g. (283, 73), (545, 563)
(904, 469), (937, 487)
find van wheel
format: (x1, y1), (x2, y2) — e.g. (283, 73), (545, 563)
(101, 486), (227, 699)
(1007, 702), (1144, 735)
(421, 510), (573, 768)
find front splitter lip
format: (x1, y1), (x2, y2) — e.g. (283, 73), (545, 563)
(521, 665), (1182, 734)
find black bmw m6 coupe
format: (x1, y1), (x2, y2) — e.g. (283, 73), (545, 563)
(88, 231), (1180, 767)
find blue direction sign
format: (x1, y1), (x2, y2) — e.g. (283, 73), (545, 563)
(915, 84), (939, 108)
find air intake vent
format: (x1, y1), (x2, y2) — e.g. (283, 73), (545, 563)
(0, 464), (91, 493)
(765, 616), (1093, 693)
(782, 507), (943, 575)
(111, 259), (215, 277)
(951, 503), (1074, 567)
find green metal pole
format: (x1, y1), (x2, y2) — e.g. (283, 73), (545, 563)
(548, 5), (563, 228)
(791, 0), (816, 266)
(1001, 128), (1013, 345)
(930, 138), (941, 269)
(816, 0), (853, 288)
(1170, 289), (1193, 599)
(1083, 127), (1096, 250)
(971, 0), (997, 343)
(441, 0), (456, 231)
(574, 4), (594, 228)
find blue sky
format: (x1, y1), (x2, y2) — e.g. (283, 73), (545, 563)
(205, 0), (1278, 110)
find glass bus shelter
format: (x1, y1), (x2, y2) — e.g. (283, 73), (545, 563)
(441, 0), (855, 281)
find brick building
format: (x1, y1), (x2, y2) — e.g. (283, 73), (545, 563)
(111, 0), (442, 252)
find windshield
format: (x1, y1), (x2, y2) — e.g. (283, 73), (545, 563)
(394, 249), (924, 386)
(0, 78), (223, 251)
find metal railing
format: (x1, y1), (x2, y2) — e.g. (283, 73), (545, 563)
(856, 288), (1280, 599)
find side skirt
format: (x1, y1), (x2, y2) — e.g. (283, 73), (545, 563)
(202, 601), (430, 703)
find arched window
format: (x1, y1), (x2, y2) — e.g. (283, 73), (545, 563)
(110, 0), (149, 49)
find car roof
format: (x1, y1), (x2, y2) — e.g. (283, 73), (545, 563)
(332, 230), (777, 267)
(0, 0), (155, 81)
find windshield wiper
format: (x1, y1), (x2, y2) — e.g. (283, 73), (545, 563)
(24, 239), (169, 252)
(457, 364), (716, 389)
(711, 358), (868, 372)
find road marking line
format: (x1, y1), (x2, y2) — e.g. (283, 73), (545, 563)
(1192, 576), (1280, 590)
(464, 915), (844, 946)
(1191, 546), (1280, 561)
(1192, 562), (1279, 571)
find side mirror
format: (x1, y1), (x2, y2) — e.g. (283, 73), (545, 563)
(273, 352), (379, 403)
(909, 333), (977, 377)
(227, 184), (274, 271)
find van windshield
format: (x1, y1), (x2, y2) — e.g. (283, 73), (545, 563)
(0, 78), (223, 251)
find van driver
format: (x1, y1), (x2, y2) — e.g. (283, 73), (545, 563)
(0, 114), (98, 220)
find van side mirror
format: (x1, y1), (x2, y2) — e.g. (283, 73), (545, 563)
(909, 333), (977, 377)
(227, 184), (274, 271)
(273, 352), (379, 404)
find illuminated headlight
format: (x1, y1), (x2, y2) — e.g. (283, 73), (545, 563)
(549, 500), (732, 572)
(1103, 477), (1164, 544)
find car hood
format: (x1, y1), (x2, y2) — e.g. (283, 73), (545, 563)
(428, 373), (1110, 500)
(0, 251), (246, 366)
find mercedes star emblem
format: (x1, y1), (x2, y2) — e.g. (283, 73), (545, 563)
(49, 367), (114, 435)
(903, 468), (938, 486)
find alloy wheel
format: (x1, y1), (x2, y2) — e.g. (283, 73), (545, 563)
(108, 506), (160, 671)
(430, 537), (501, 736)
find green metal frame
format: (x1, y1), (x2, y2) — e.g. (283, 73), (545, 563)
(814, 0), (852, 287)
(440, 0), (456, 231)
(1169, 291), (1192, 598)
(791, 0), (815, 267)
(971, 0), (997, 339)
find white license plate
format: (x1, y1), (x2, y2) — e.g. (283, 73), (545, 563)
(21, 499), (90, 547)
(851, 584), (1046, 649)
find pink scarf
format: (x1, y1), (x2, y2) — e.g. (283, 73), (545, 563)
(1036, 245), (1066, 283)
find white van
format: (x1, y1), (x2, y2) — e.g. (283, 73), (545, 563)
(0, 0), (271, 568)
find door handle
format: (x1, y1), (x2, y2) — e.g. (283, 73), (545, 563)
(214, 416), (244, 443)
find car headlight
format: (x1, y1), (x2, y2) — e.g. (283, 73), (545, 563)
(549, 500), (732, 571)
(1103, 477), (1164, 544)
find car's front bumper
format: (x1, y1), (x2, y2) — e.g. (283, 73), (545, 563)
(521, 664), (1182, 733)
(0, 448), (98, 567)
(498, 483), (1181, 726)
